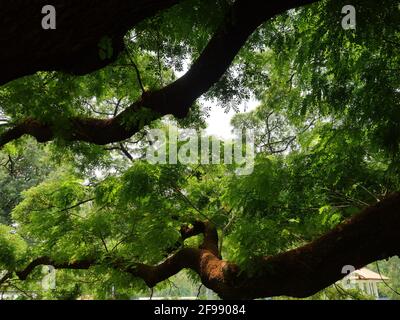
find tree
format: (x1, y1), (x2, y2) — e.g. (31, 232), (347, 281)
(0, 0), (399, 300)
(0, 142), (53, 224)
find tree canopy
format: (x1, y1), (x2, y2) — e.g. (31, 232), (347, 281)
(0, 0), (399, 300)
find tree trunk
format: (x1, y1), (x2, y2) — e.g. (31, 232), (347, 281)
(8, 193), (400, 300)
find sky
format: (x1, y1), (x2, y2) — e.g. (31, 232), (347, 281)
(204, 98), (259, 139)
(175, 62), (259, 139)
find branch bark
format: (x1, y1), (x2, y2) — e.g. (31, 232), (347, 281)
(0, 0), (182, 86)
(16, 257), (95, 281)
(0, 0), (320, 149)
(10, 194), (400, 299)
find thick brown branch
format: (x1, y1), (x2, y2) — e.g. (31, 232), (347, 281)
(134, 193), (400, 299)
(0, 102), (147, 147)
(0, 0), (182, 86)
(224, 192), (400, 299)
(180, 221), (220, 256)
(16, 257), (95, 281)
(13, 195), (400, 300)
(11, 194), (400, 299)
(0, 0), (320, 149)
(134, 0), (320, 118)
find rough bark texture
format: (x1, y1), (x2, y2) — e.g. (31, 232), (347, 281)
(0, 0), (320, 148)
(0, 0), (180, 86)
(8, 193), (400, 299)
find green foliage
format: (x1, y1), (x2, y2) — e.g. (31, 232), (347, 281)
(369, 258), (400, 300)
(0, 224), (27, 269)
(0, 140), (53, 224)
(0, 0), (399, 300)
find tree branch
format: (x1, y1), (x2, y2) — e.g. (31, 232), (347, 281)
(11, 193), (400, 299)
(0, 0), (320, 149)
(16, 257), (95, 281)
(0, 0), (182, 85)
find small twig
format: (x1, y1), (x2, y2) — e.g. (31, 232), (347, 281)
(99, 233), (109, 253)
(125, 48), (146, 94)
(119, 143), (134, 161)
(113, 98), (124, 117)
(219, 210), (235, 256)
(357, 184), (380, 203)
(376, 261), (400, 296)
(111, 238), (127, 252)
(167, 279), (179, 296)
(104, 144), (134, 162)
(8, 283), (35, 299)
(84, 101), (114, 117)
(156, 29), (164, 87)
(60, 198), (95, 212)
(172, 185), (215, 224)
(334, 283), (359, 300)
(197, 284), (203, 298)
